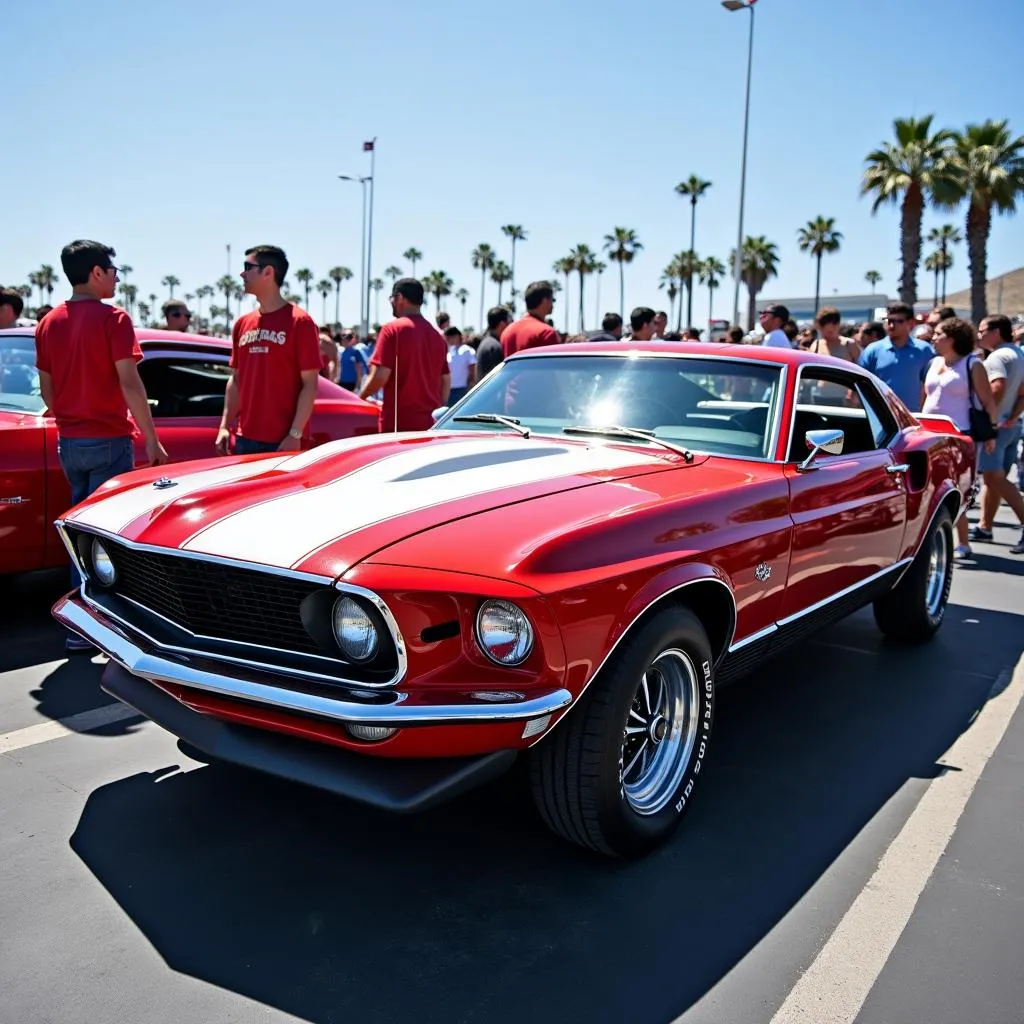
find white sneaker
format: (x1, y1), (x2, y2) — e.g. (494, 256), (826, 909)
(953, 544), (972, 561)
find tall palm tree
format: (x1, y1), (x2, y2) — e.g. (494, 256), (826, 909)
(148, 292), (158, 319)
(37, 265), (56, 306)
(864, 270), (882, 294)
(161, 274), (180, 299)
(797, 216), (843, 315)
(216, 275), (235, 327)
(328, 266), (353, 325)
(119, 265), (133, 289)
(117, 282), (137, 315)
(675, 175), (712, 326)
(671, 251), (702, 331)
(659, 268), (680, 329)
(231, 281), (246, 315)
(455, 287), (469, 326)
(490, 260), (512, 304)
(592, 260), (606, 327)
(316, 279), (333, 322)
(699, 256), (727, 325)
(403, 247), (423, 278)
(924, 251), (945, 306)
(196, 284), (214, 320)
(16, 283), (33, 312)
(569, 244), (597, 332)
(500, 225), (527, 309)
(943, 119), (1024, 321)
(553, 258), (574, 333)
(925, 224), (962, 303)
(470, 243), (496, 330)
(602, 227), (643, 320)
(137, 301), (151, 325)
(730, 236), (780, 330)
(384, 265), (402, 285)
(423, 270), (453, 311)
(370, 278), (384, 326)
(862, 115), (957, 305)
(294, 268), (314, 309)
(28, 272), (41, 307)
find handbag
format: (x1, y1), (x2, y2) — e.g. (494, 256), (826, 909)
(965, 356), (998, 442)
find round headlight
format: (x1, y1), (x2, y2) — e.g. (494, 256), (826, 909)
(91, 538), (117, 586)
(476, 600), (534, 666)
(332, 596), (379, 661)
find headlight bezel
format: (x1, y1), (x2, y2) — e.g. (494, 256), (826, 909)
(331, 594), (381, 663)
(475, 599), (535, 667)
(90, 538), (117, 587)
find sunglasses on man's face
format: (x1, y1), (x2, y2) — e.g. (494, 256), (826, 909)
(242, 261), (263, 273)
(886, 317), (907, 325)
(169, 310), (191, 318)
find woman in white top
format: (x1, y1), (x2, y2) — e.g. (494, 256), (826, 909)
(921, 317), (998, 559)
(444, 326), (477, 405)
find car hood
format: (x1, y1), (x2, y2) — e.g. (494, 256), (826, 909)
(65, 431), (698, 576)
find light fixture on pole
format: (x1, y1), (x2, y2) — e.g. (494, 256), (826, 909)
(363, 139), (377, 335)
(338, 173), (371, 332)
(722, 0), (756, 330)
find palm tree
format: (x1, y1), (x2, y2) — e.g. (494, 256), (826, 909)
(370, 279), (384, 326)
(119, 264), (133, 288)
(403, 247), (423, 278)
(943, 120), (1024, 321)
(490, 260), (512, 304)
(699, 256), (727, 325)
(500, 225), (527, 309)
(328, 266), (353, 325)
(659, 268), (680, 328)
(672, 251), (702, 331)
(602, 227), (643, 320)
(315, 279), (333, 322)
(924, 251), (944, 306)
(216, 275), (235, 327)
(864, 270), (882, 294)
(161, 274), (180, 299)
(27, 273), (41, 308)
(423, 270), (453, 311)
(797, 216), (843, 315)
(592, 260), (606, 327)
(231, 281), (246, 314)
(137, 301), (151, 325)
(925, 224), (962, 303)
(37, 265), (56, 306)
(730, 236), (780, 330)
(294, 268), (314, 309)
(862, 115), (957, 305)
(470, 243), (496, 330)
(16, 284), (33, 313)
(117, 282), (137, 315)
(569, 244), (597, 332)
(675, 175), (712, 326)
(553, 257), (574, 333)
(384, 265), (402, 285)
(455, 287), (469, 325)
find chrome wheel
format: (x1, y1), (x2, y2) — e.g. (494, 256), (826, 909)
(925, 524), (950, 617)
(621, 649), (700, 816)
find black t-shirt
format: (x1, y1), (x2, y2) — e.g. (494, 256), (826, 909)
(476, 334), (504, 379)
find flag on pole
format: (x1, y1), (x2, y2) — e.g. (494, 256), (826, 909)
(363, 140), (375, 152)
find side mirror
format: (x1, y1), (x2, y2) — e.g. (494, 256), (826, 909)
(431, 406), (449, 424)
(798, 428), (844, 473)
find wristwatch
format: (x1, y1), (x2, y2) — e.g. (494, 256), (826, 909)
(288, 428), (303, 440)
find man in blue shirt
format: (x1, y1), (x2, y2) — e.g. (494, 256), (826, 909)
(337, 329), (368, 391)
(858, 302), (934, 411)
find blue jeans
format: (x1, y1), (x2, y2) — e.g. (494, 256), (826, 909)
(235, 435), (281, 455)
(57, 435), (134, 587)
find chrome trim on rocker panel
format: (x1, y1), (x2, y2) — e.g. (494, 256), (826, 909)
(776, 559), (911, 628)
(59, 521), (409, 689)
(55, 596), (570, 726)
(727, 623), (778, 653)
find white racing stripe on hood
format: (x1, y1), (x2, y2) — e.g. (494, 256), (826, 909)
(182, 437), (648, 567)
(68, 459), (288, 534)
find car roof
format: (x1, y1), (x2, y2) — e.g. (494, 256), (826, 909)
(508, 340), (840, 367)
(0, 325), (230, 350)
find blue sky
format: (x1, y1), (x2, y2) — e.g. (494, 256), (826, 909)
(5, 0), (1023, 331)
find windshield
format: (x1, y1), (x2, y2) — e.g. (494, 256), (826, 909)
(436, 354), (783, 459)
(0, 334), (44, 414)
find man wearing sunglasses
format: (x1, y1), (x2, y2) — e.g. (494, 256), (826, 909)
(758, 304), (792, 348)
(161, 299), (192, 332)
(858, 301), (934, 411)
(215, 245), (321, 456)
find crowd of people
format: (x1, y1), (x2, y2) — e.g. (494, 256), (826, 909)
(10, 241), (1024, 648)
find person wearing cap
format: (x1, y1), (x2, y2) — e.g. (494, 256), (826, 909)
(358, 278), (449, 432)
(162, 299), (193, 331)
(758, 304), (792, 348)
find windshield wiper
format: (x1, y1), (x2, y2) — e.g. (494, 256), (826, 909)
(454, 413), (531, 438)
(563, 424), (694, 462)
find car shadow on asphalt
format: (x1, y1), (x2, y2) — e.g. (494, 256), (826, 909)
(66, 601), (1024, 1024)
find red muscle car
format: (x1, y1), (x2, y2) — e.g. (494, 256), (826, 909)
(0, 327), (378, 575)
(52, 343), (974, 856)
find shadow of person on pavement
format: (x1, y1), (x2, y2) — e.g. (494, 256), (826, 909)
(27, 656), (142, 736)
(67, 602), (1024, 1024)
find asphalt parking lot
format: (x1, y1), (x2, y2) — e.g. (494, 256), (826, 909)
(1, 506), (1022, 1024)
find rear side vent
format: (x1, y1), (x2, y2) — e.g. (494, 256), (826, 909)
(421, 621), (460, 643)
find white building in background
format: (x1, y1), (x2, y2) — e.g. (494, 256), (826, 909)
(758, 293), (890, 326)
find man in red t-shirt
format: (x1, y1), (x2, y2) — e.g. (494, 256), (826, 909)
(501, 280), (561, 357)
(358, 278), (450, 432)
(35, 239), (169, 649)
(216, 245), (322, 456)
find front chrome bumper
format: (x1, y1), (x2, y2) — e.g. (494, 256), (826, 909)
(53, 594), (572, 728)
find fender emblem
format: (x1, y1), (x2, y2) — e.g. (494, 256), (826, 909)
(153, 477), (178, 490)
(754, 563), (772, 582)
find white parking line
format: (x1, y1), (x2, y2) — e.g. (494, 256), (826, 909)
(769, 654), (1024, 1024)
(0, 703), (141, 756)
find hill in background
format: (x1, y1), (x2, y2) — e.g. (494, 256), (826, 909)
(945, 266), (1024, 316)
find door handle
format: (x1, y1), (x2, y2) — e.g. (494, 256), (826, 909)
(886, 464), (910, 475)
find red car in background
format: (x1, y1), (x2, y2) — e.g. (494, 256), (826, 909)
(0, 327), (379, 575)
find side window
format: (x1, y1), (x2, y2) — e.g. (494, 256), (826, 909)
(789, 370), (879, 460)
(855, 378), (899, 448)
(0, 334), (44, 413)
(137, 359), (231, 418)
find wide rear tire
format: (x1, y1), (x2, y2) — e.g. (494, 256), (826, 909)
(873, 507), (953, 642)
(529, 607), (715, 857)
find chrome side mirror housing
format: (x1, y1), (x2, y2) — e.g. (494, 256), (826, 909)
(798, 428), (844, 472)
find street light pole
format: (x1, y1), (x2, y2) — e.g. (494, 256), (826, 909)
(364, 138), (377, 335)
(338, 173), (371, 331)
(723, 0), (756, 330)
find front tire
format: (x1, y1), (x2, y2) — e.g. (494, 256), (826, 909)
(873, 507), (953, 641)
(529, 607), (715, 857)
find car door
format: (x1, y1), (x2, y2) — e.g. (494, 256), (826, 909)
(135, 349), (232, 464)
(779, 365), (908, 620)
